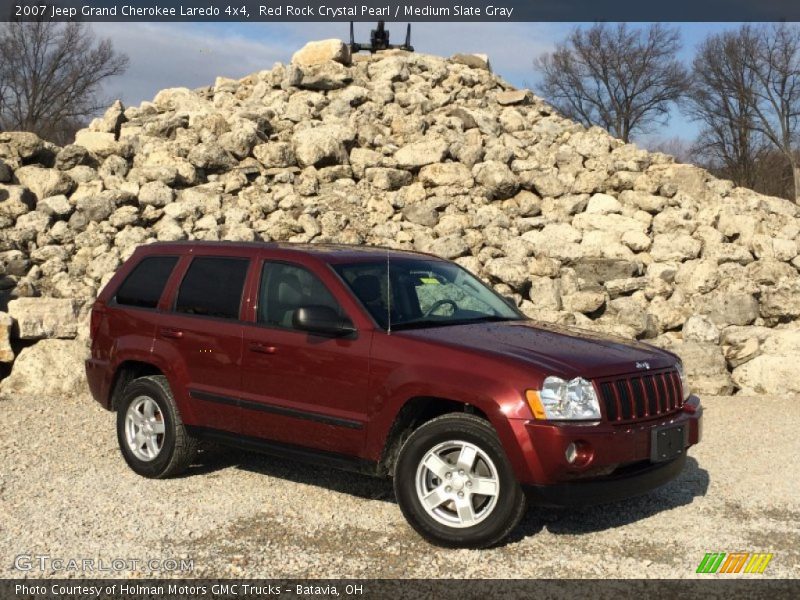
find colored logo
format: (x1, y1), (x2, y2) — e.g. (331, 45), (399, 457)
(696, 552), (773, 574)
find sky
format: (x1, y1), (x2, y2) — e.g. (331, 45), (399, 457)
(91, 21), (740, 149)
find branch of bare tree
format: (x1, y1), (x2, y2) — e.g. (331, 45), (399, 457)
(0, 20), (128, 144)
(534, 23), (689, 143)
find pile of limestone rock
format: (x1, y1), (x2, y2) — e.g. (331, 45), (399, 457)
(1, 39), (799, 398)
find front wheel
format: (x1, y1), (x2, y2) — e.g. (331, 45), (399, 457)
(393, 413), (527, 548)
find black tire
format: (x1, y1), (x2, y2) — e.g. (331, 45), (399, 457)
(393, 413), (527, 548)
(116, 375), (198, 478)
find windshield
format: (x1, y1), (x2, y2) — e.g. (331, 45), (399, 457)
(333, 258), (524, 331)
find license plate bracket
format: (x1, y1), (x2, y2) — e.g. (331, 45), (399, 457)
(650, 423), (686, 463)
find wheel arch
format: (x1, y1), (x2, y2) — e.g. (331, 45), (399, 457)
(108, 360), (165, 412)
(377, 396), (491, 477)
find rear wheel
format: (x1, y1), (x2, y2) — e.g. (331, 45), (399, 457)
(393, 413), (527, 548)
(116, 375), (198, 478)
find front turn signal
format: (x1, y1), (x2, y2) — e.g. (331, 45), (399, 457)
(525, 390), (547, 420)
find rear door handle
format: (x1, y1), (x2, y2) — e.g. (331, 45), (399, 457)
(160, 328), (183, 339)
(249, 342), (277, 354)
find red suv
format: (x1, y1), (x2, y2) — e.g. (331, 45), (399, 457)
(86, 242), (702, 548)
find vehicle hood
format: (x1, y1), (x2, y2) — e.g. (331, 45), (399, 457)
(397, 319), (678, 380)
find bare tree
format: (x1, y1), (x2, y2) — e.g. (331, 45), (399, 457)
(687, 27), (768, 189)
(534, 23), (689, 142)
(0, 20), (128, 144)
(742, 24), (800, 203)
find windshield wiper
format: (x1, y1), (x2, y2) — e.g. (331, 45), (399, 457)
(465, 315), (520, 324)
(391, 315), (519, 331)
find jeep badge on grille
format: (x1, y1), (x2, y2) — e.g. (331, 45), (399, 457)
(636, 361), (651, 370)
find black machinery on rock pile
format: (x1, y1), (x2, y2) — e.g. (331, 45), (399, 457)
(348, 21), (414, 53)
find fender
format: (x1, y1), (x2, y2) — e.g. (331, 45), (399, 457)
(90, 332), (156, 409)
(108, 337), (197, 425)
(363, 361), (535, 480)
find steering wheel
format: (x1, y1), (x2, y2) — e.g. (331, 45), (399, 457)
(424, 299), (458, 317)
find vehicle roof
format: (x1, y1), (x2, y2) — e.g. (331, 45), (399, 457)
(139, 241), (446, 264)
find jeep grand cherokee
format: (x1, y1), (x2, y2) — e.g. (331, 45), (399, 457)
(86, 242), (702, 548)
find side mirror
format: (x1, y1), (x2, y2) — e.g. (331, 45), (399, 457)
(293, 305), (356, 337)
(503, 295), (518, 308)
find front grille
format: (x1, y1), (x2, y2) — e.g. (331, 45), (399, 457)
(597, 370), (683, 422)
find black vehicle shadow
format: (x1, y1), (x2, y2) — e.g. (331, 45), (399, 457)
(506, 456), (710, 544)
(188, 444), (709, 544)
(186, 443), (396, 502)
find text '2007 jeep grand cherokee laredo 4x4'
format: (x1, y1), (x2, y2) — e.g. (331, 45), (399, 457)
(86, 242), (702, 548)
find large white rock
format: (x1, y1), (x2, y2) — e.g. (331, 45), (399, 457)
(586, 193), (622, 214)
(7, 298), (80, 339)
(473, 161), (519, 200)
(683, 315), (720, 344)
(484, 257), (529, 289)
(562, 290), (606, 314)
(675, 260), (720, 295)
(14, 166), (74, 200)
(298, 62), (353, 90)
(733, 342), (800, 395)
(393, 138), (449, 169)
(138, 181), (174, 207)
(291, 39), (351, 66)
(451, 53), (491, 71)
(37, 194), (72, 217)
(663, 341), (734, 395)
(419, 163), (473, 187)
(0, 131), (44, 159)
(729, 327), (800, 390)
(74, 130), (121, 157)
(152, 87), (214, 114)
(0, 185), (36, 220)
(423, 235), (469, 259)
(0, 339), (88, 398)
(700, 292), (760, 327)
(760, 281), (800, 319)
(572, 212), (648, 235)
(292, 126), (352, 168)
(495, 90), (532, 106)
(650, 233), (702, 262)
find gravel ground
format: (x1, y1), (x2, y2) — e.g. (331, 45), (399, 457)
(0, 391), (798, 579)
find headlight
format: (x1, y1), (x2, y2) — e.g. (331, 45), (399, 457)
(676, 362), (690, 401)
(526, 376), (601, 420)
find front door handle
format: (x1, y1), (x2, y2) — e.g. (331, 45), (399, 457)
(160, 328), (183, 339)
(249, 342), (277, 354)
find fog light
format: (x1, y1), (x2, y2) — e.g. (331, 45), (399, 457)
(564, 441), (593, 467)
(565, 442), (578, 464)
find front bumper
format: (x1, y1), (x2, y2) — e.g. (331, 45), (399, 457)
(524, 453), (687, 507)
(507, 396), (702, 495)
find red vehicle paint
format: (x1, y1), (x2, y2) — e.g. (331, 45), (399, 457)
(87, 241), (702, 547)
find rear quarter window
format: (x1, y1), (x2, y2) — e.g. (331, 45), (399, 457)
(114, 256), (179, 309)
(174, 257), (250, 320)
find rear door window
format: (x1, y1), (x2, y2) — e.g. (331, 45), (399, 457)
(175, 257), (250, 320)
(115, 256), (179, 309)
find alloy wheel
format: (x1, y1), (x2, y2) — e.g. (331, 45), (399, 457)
(414, 440), (500, 528)
(124, 396), (166, 462)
